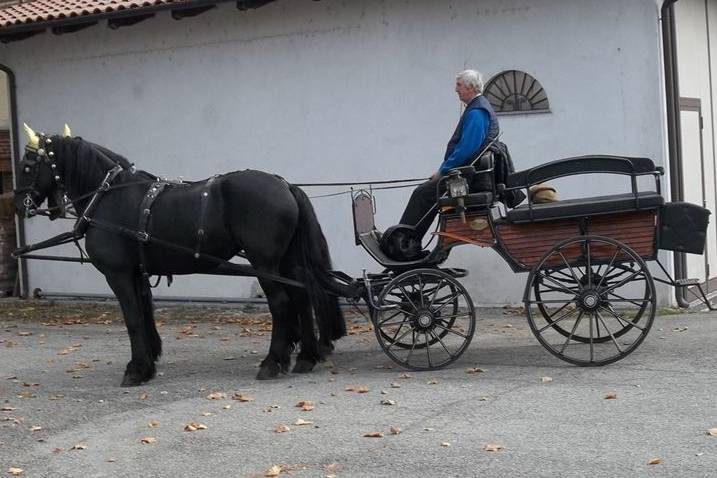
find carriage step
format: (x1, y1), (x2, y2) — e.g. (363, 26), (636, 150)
(675, 278), (700, 286)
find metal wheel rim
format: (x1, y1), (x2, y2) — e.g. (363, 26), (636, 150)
(373, 268), (476, 371)
(524, 235), (656, 366)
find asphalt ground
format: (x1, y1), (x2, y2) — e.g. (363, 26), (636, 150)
(0, 301), (716, 477)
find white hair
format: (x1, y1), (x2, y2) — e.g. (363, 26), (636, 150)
(456, 69), (484, 93)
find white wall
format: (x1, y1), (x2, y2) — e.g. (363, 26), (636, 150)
(0, 0), (667, 304)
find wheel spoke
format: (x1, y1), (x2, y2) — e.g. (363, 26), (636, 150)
(378, 319), (412, 329)
(596, 247), (620, 289)
(427, 279), (446, 308)
(418, 274), (426, 308)
(425, 332), (432, 368)
(387, 326), (415, 350)
(602, 269), (644, 294)
(433, 323), (469, 339)
(589, 313), (595, 362)
(536, 306), (578, 334)
(432, 291), (462, 313)
(606, 290), (648, 307)
(585, 238), (592, 288)
(598, 305), (646, 331)
(434, 312), (473, 320)
(557, 251), (584, 291)
(538, 283), (580, 295)
(397, 285), (419, 311)
(429, 330), (455, 358)
(405, 330), (417, 362)
(595, 310), (623, 353)
(377, 309), (405, 326)
(537, 271), (580, 296)
(530, 299), (578, 305)
(559, 310), (585, 353)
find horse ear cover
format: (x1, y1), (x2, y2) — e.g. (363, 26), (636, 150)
(63, 124), (72, 137)
(23, 123), (39, 149)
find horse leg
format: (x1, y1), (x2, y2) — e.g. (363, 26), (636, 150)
(105, 273), (157, 386)
(137, 275), (162, 362)
(288, 286), (321, 374)
(256, 277), (293, 380)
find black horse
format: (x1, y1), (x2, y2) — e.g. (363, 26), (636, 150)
(14, 125), (347, 386)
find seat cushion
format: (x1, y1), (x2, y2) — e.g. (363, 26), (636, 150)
(438, 192), (493, 209)
(506, 192), (664, 223)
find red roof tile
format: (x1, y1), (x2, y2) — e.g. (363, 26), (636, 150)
(0, 0), (221, 30)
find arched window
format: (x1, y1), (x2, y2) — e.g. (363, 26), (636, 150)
(484, 70), (550, 115)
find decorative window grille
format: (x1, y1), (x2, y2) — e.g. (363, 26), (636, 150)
(484, 70), (550, 115)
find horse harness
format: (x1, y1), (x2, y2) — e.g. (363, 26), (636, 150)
(136, 175), (220, 284)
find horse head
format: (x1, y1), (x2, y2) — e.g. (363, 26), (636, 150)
(13, 123), (72, 220)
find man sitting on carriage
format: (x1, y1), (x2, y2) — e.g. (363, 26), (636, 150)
(381, 69), (500, 261)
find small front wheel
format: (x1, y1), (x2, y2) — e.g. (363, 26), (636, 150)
(372, 268), (476, 371)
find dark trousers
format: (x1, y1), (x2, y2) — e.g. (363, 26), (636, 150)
(399, 178), (446, 239)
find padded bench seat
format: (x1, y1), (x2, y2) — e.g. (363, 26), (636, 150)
(506, 191), (664, 223)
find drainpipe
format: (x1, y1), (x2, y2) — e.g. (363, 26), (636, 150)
(661, 0), (690, 307)
(0, 65), (28, 298)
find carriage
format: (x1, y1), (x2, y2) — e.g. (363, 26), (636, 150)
(342, 151), (711, 370)
(13, 126), (712, 383)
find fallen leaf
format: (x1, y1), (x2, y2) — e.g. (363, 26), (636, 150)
(440, 442), (451, 447)
(232, 393), (253, 402)
(380, 399), (396, 406)
(207, 392), (226, 400)
(275, 424), (290, 433)
(604, 392), (618, 400)
(223, 405), (231, 410)
(485, 443), (503, 452)
(1, 406), (16, 411)
(390, 382), (401, 388)
(106, 458), (116, 463)
(8, 468), (23, 476)
(708, 428), (717, 436)
(265, 465), (282, 477)
(184, 422), (207, 432)
(295, 400), (313, 408)
(30, 426), (42, 432)
(390, 426), (401, 435)
(140, 437), (157, 444)
(52, 448), (62, 454)
(17, 332), (32, 336)
(428, 379), (439, 385)
(363, 431), (383, 438)
(399, 373), (412, 379)
(541, 376), (553, 383)
(648, 458), (662, 465)
(294, 418), (313, 426)
(71, 443), (87, 450)
(148, 420), (160, 429)
(139, 392), (149, 400)
(201, 412), (213, 417)
(465, 367), (485, 374)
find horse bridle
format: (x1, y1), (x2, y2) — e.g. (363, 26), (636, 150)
(17, 135), (67, 218)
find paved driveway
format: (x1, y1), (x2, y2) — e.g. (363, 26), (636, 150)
(1, 302), (716, 477)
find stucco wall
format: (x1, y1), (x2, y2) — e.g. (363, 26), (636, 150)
(0, 0), (666, 304)
(0, 71), (8, 129)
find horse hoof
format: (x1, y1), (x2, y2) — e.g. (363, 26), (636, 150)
(319, 342), (335, 357)
(256, 361), (282, 380)
(120, 374), (144, 387)
(292, 359), (316, 374)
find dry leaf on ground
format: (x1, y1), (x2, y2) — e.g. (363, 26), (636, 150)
(399, 373), (412, 379)
(138, 392), (149, 400)
(363, 431), (384, 438)
(275, 424), (290, 433)
(184, 422), (208, 432)
(465, 367), (485, 374)
(604, 392), (618, 400)
(294, 418), (313, 426)
(541, 377), (553, 383)
(648, 458), (662, 465)
(140, 437), (157, 444)
(707, 428), (717, 436)
(30, 425), (42, 432)
(484, 443), (503, 452)
(380, 399), (396, 406)
(265, 465), (282, 477)
(440, 442), (451, 447)
(232, 393), (254, 402)
(390, 426), (401, 435)
(207, 392), (226, 400)
(8, 468), (23, 476)
(390, 382), (401, 388)
(148, 420), (160, 428)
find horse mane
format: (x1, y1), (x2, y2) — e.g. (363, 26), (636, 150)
(55, 136), (156, 193)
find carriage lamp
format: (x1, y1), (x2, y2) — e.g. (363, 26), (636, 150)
(446, 170), (469, 224)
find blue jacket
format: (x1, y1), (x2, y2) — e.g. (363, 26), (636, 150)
(440, 95), (499, 175)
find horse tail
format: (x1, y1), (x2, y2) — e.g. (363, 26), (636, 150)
(288, 184), (348, 343)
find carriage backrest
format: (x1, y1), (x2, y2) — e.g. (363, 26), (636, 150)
(505, 155), (658, 189)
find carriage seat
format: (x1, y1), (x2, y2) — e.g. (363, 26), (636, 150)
(438, 153), (496, 211)
(505, 191), (664, 223)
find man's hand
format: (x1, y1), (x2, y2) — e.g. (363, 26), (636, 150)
(430, 170), (441, 181)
